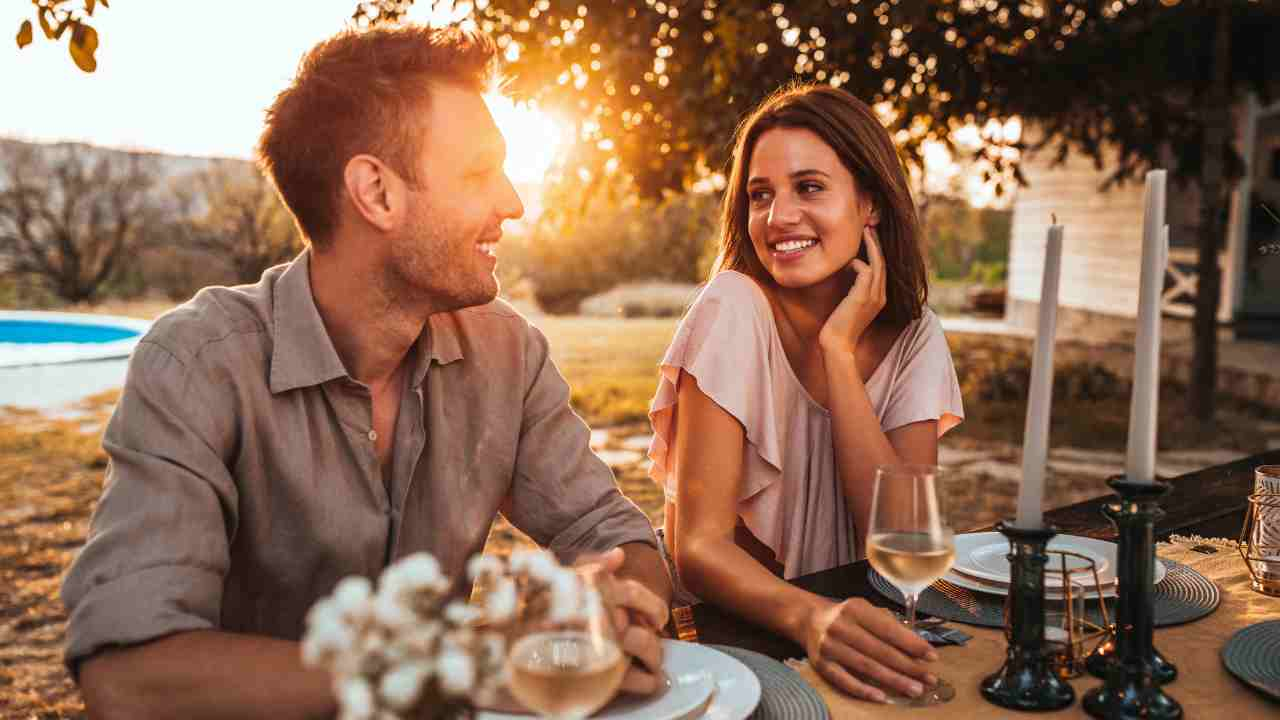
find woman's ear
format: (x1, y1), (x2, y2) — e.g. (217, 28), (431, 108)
(867, 207), (881, 227)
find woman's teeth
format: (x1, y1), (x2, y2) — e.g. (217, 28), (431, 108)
(774, 238), (817, 252)
(477, 243), (497, 257)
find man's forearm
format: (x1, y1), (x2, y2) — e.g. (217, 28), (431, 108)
(616, 541), (673, 610)
(79, 630), (335, 720)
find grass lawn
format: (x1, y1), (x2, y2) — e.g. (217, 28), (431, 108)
(535, 314), (678, 427)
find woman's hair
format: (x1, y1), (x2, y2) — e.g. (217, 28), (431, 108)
(712, 84), (929, 325)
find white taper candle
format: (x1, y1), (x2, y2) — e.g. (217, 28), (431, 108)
(1125, 170), (1167, 484)
(1016, 222), (1064, 529)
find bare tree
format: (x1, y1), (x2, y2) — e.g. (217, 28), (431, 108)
(170, 160), (302, 285)
(0, 140), (162, 303)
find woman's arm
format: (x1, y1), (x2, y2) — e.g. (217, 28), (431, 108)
(671, 371), (936, 702)
(817, 226), (940, 552)
(820, 348), (939, 552)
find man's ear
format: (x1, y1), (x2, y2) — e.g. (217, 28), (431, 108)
(343, 154), (403, 233)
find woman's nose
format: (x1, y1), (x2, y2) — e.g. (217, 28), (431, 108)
(767, 194), (801, 228)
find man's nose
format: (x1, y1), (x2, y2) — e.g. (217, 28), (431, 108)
(499, 173), (525, 221)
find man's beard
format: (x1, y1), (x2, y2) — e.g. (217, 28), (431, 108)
(385, 212), (498, 312)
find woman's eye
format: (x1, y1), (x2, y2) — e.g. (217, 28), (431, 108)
(798, 181), (824, 194)
(748, 189), (772, 204)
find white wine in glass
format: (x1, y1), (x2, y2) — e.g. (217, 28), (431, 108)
(505, 573), (626, 719)
(866, 464), (957, 706)
(507, 630), (627, 719)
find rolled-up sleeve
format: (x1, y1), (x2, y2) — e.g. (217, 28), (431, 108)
(504, 324), (657, 565)
(61, 341), (238, 673)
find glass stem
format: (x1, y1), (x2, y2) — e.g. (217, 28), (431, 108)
(905, 592), (918, 630)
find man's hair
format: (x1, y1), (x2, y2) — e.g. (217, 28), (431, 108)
(256, 25), (498, 249)
(713, 83), (929, 326)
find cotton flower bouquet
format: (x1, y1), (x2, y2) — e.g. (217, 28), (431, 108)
(302, 550), (602, 720)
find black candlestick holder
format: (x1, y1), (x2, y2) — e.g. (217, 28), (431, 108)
(1082, 478), (1182, 719)
(980, 521), (1076, 712)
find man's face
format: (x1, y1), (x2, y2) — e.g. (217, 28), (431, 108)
(387, 84), (524, 310)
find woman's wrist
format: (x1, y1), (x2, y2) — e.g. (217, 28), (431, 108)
(783, 593), (834, 648)
(817, 331), (857, 357)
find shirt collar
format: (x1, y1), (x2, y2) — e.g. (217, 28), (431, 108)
(270, 250), (466, 394)
(269, 250), (352, 394)
(415, 311), (465, 387)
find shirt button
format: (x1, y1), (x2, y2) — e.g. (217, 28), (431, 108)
(367, 429), (378, 442)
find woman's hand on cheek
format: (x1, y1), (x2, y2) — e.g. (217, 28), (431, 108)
(818, 225), (886, 354)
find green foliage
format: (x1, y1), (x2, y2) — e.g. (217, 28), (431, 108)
(924, 196), (1011, 282)
(515, 177), (716, 314)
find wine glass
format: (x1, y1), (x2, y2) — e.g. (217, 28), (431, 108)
(504, 570), (627, 719)
(866, 463), (957, 705)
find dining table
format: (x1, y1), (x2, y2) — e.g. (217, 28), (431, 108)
(670, 448), (1280, 718)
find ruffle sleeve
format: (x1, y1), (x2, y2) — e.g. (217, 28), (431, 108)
(647, 272), (784, 504)
(880, 309), (965, 436)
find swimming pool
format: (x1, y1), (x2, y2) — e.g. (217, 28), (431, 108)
(0, 311), (151, 368)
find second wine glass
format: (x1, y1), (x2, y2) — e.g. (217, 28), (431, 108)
(866, 463), (957, 706)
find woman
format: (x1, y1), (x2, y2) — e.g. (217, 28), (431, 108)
(647, 84), (964, 702)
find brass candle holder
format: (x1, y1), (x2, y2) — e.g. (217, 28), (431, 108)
(1041, 550), (1111, 680)
(1238, 490), (1280, 597)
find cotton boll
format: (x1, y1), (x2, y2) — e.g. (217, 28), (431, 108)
(339, 676), (376, 720)
(467, 555), (504, 581)
(548, 569), (583, 623)
(382, 553), (446, 596)
(444, 600), (483, 627)
(379, 661), (430, 711)
(437, 645), (477, 696)
(372, 592), (418, 630)
(302, 619), (355, 666)
(333, 576), (374, 614)
(484, 577), (518, 623)
(509, 549), (558, 581)
(306, 597), (342, 631)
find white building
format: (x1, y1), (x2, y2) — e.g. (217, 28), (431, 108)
(1006, 96), (1280, 341)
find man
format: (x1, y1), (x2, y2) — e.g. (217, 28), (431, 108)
(61, 25), (671, 719)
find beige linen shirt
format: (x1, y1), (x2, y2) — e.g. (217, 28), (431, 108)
(61, 251), (657, 669)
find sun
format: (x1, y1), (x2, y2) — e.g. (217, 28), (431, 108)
(485, 93), (572, 185)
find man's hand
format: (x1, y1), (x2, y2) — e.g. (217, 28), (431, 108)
(575, 548), (669, 695)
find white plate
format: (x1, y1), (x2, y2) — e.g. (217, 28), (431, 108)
(953, 532), (1124, 587)
(940, 559), (1167, 599)
(942, 568), (1119, 600)
(478, 639), (760, 720)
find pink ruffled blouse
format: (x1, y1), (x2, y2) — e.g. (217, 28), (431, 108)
(648, 271), (964, 581)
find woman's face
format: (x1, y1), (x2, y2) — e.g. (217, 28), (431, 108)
(745, 126), (878, 290)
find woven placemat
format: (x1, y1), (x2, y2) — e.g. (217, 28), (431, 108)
(868, 560), (1220, 629)
(1221, 620), (1280, 702)
(707, 645), (830, 720)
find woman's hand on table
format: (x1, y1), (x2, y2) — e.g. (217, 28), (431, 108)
(802, 596), (938, 704)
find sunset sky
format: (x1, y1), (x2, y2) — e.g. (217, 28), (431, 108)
(1, 1), (568, 183)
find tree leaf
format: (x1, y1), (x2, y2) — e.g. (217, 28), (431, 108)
(69, 23), (98, 73)
(16, 20), (33, 49)
(38, 8), (55, 39)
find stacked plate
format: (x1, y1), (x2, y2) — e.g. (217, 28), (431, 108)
(946, 532), (1168, 599)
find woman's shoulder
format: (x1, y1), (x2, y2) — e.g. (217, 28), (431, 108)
(700, 270), (770, 304)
